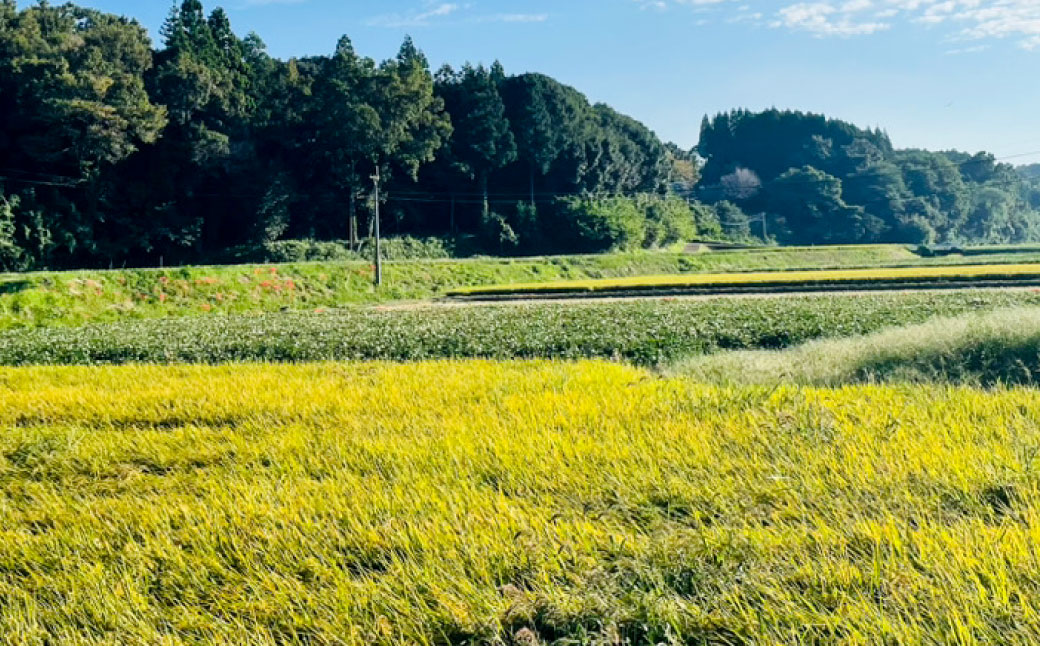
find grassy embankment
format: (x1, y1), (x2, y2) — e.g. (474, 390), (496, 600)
(9, 244), (1040, 330)
(3, 361), (1040, 644)
(0, 245), (920, 329)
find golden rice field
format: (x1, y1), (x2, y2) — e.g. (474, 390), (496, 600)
(5, 361), (1040, 645)
(448, 262), (1040, 298)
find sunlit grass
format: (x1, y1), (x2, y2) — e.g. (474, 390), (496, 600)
(0, 246), (920, 330)
(4, 361), (1040, 644)
(677, 307), (1040, 387)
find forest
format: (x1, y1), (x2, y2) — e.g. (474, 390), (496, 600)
(1, 0), (1039, 270)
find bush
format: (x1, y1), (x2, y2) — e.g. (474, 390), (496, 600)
(224, 236), (455, 263)
(370, 236), (455, 260)
(642, 195), (697, 247)
(0, 192), (25, 271)
(715, 201), (754, 241)
(554, 197), (646, 252)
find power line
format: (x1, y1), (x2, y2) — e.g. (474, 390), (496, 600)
(0, 175), (84, 188)
(0, 147), (1035, 201)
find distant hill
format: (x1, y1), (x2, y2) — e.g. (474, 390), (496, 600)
(1019, 164), (1040, 180)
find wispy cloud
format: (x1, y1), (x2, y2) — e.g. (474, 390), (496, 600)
(477, 13), (549, 23)
(367, 2), (464, 29)
(238, 0), (306, 6)
(639, 0), (1040, 49)
(368, 2), (549, 29)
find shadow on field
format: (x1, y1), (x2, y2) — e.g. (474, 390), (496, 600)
(0, 280), (30, 295)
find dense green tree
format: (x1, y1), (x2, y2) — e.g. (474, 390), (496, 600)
(586, 105), (669, 195)
(434, 63), (515, 223)
(0, 191), (23, 271)
(500, 73), (588, 205)
(306, 37), (378, 242)
(1, 2), (1036, 269)
(698, 109), (1039, 245)
(0, 2), (166, 265)
(665, 144), (701, 198)
(766, 166), (885, 244)
(715, 201), (752, 240)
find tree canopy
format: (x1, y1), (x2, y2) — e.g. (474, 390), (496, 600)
(697, 109), (1039, 245)
(0, 2), (1036, 269)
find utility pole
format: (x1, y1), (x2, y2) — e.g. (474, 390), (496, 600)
(372, 166), (382, 287)
(349, 193), (358, 250)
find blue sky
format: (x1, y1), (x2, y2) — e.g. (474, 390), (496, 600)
(76, 0), (1040, 164)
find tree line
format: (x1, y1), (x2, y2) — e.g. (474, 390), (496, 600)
(698, 110), (1040, 245)
(0, 0), (1037, 270)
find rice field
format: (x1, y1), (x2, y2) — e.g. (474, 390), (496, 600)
(449, 263), (1040, 299)
(4, 361), (1040, 644)
(8, 245), (1040, 645)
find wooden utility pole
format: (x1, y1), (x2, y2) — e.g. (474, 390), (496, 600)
(372, 166), (382, 287)
(349, 193), (358, 250)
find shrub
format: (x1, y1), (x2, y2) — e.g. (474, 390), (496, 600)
(225, 236), (455, 263)
(642, 195), (696, 247)
(556, 196), (646, 252)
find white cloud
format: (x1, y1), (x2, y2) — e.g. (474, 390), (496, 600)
(641, 0), (1040, 49)
(476, 14), (549, 23)
(369, 2), (548, 29)
(238, 0), (306, 6)
(773, 2), (890, 35)
(367, 2), (463, 28)
(841, 0), (874, 12)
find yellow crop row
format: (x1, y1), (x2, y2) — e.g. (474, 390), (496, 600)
(449, 262), (1040, 296)
(3, 361), (1040, 644)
